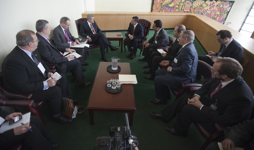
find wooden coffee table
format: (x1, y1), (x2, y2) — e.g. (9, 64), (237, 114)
(87, 62), (136, 126)
(105, 32), (123, 53)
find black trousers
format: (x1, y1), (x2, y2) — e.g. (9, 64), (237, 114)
(161, 95), (216, 134)
(148, 51), (167, 78)
(142, 46), (156, 61)
(126, 37), (142, 55)
(74, 47), (88, 65)
(1, 116), (54, 150)
(89, 32), (111, 58)
(56, 59), (85, 85)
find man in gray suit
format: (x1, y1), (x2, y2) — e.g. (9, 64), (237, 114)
(138, 19), (169, 63)
(53, 17), (88, 66)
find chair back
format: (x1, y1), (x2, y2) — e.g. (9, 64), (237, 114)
(197, 60), (213, 85)
(168, 36), (175, 46)
(139, 19), (151, 41)
(75, 18), (88, 38)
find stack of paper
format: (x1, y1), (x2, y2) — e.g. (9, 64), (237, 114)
(119, 74), (138, 84)
(157, 49), (167, 54)
(63, 52), (82, 60)
(70, 42), (90, 48)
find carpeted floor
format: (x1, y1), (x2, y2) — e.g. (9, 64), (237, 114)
(40, 29), (208, 150)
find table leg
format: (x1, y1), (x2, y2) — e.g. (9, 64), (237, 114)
(121, 40), (123, 53)
(129, 110), (134, 126)
(89, 110), (94, 125)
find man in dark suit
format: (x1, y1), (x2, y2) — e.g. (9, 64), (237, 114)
(53, 16), (88, 66)
(138, 19), (169, 62)
(206, 119), (254, 150)
(2, 30), (72, 124)
(80, 14), (118, 62)
(198, 30), (243, 66)
(126, 16), (144, 59)
(36, 20), (91, 88)
(150, 57), (253, 136)
(151, 30), (198, 104)
(144, 24), (186, 80)
(0, 108), (57, 150)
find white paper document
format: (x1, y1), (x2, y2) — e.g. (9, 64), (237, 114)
(63, 52), (82, 60)
(157, 49), (167, 54)
(0, 117), (5, 125)
(119, 74), (138, 84)
(0, 112), (31, 134)
(46, 72), (62, 81)
(70, 42), (90, 48)
(217, 142), (243, 150)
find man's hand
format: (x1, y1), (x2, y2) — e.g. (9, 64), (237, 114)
(165, 46), (170, 52)
(167, 66), (172, 72)
(5, 112), (22, 121)
(87, 36), (92, 42)
(188, 95), (203, 108)
(222, 139), (235, 150)
(47, 79), (57, 87)
(208, 51), (216, 56)
(161, 53), (167, 57)
(66, 55), (75, 61)
(159, 60), (170, 66)
(66, 48), (76, 53)
(128, 35), (134, 40)
(47, 72), (53, 78)
(145, 43), (149, 48)
(71, 42), (76, 46)
(14, 123), (30, 135)
(75, 39), (80, 44)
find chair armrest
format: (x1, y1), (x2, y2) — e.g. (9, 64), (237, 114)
(215, 123), (224, 132)
(48, 65), (55, 69)
(182, 83), (202, 88)
(1, 99), (34, 107)
(2, 90), (32, 100)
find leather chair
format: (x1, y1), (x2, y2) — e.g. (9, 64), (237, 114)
(0, 96), (34, 150)
(0, 73), (45, 124)
(157, 36), (176, 50)
(171, 60), (214, 100)
(75, 18), (100, 56)
(123, 19), (151, 55)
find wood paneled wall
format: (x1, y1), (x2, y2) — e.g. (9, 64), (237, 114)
(82, 12), (254, 93)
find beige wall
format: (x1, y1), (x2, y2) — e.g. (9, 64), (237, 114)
(225, 0), (253, 31)
(0, 0), (85, 69)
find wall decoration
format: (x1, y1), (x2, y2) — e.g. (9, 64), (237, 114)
(151, 0), (234, 24)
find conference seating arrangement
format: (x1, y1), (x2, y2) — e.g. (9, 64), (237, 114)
(1, 13), (253, 150)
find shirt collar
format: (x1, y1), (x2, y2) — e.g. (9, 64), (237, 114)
(181, 42), (190, 48)
(157, 28), (162, 34)
(224, 38), (233, 48)
(37, 33), (48, 41)
(18, 46), (33, 58)
(134, 23), (138, 28)
(221, 79), (234, 88)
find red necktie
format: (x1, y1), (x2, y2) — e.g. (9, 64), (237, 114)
(90, 23), (96, 34)
(46, 38), (64, 56)
(210, 82), (222, 98)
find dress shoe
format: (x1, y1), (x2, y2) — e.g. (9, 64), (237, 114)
(110, 47), (119, 51)
(144, 75), (154, 80)
(126, 53), (132, 58)
(130, 54), (136, 59)
(143, 69), (151, 74)
(150, 98), (167, 104)
(82, 62), (89, 66)
(51, 144), (58, 149)
(165, 126), (187, 136)
(76, 82), (91, 88)
(149, 112), (163, 119)
(101, 57), (108, 62)
(82, 68), (86, 72)
(143, 64), (149, 69)
(52, 115), (72, 124)
(138, 58), (146, 61)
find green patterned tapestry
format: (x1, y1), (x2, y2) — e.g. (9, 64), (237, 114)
(151, 0), (234, 24)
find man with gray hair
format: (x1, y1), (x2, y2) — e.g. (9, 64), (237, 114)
(80, 14), (118, 62)
(2, 30), (72, 124)
(53, 16), (88, 66)
(151, 30), (198, 104)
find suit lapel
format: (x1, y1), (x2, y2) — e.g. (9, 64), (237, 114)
(212, 78), (240, 99)
(58, 26), (68, 42)
(37, 33), (59, 51)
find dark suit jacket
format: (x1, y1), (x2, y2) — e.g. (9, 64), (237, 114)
(148, 28), (169, 48)
(53, 25), (77, 52)
(127, 23), (144, 40)
(195, 77), (254, 127)
(0, 108), (16, 145)
(166, 39), (182, 60)
(2, 46), (50, 94)
(170, 42), (198, 83)
(36, 33), (69, 67)
(80, 21), (101, 39)
(216, 39), (243, 63)
(225, 119), (254, 150)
